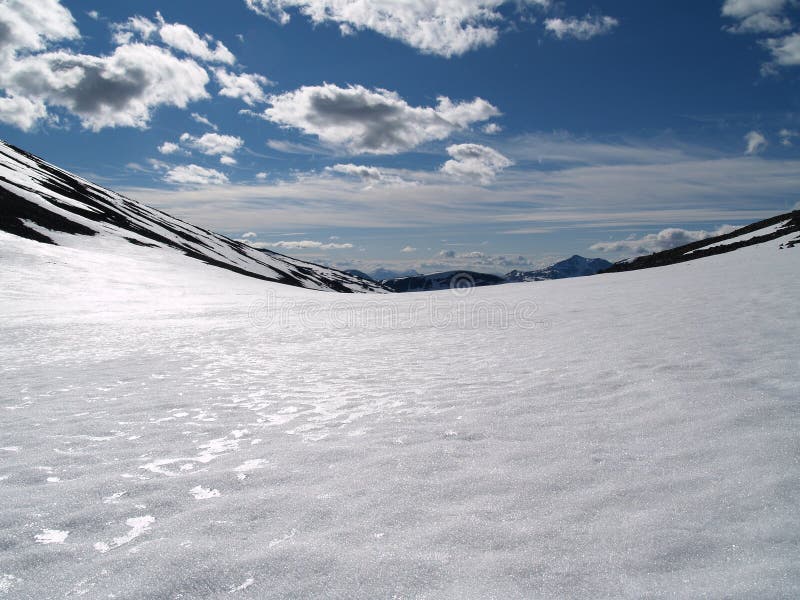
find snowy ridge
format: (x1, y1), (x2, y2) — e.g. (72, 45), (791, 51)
(604, 210), (800, 273)
(0, 141), (386, 293)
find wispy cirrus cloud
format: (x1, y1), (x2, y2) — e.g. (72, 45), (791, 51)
(544, 15), (619, 40)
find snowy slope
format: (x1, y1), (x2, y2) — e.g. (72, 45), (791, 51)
(604, 209), (800, 273)
(0, 141), (385, 293)
(1, 227), (798, 598)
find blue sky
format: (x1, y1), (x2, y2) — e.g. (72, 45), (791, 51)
(1, 0), (799, 275)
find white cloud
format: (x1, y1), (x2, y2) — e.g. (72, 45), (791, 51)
(725, 12), (791, 34)
(158, 21), (235, 64)
(590, 225), (738, 254)
(220, 155), (237, 165)
(721, 0), (799, 70)
(180, 132), (244, 156)
(0, 3), (212, 131)
(722, 0), (788, 19)
(214, 68), (272, 105)
(158, 141), (182, 155)
(191, 112), (218, 130)
(327, 163), (384, 182)
(441, 143), (513, 183)
(87, 10), (100, 21)
(763, 32), (800, 67)
(0, 94), (48, 130)
(164, 164), (229, 186)
(113, 13), (235, 64)
(244, 0), (551, 58)
(544, 15), (619, 40)
(121, 135), (800, 235)
(482, 122), (503, 134)
(744, 130), (768, 155)
(401, 246), (417, 253)
(0, 0), (79, 58)
(779, 128), (798, 146)
(241, 231), (257, 238)
(261, 84), (499, 154)
(255, 171), (268, 180)
(269, 240), (354, 250)
(0, 44), (209, 131)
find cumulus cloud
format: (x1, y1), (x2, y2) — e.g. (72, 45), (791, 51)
(482, 122), (503, 134)
(1, 44), (210, 131)
(241, 231), (257, 238)
(164, 164), (229, 186)
(244, 0), (551, 57)
(401, 245), (417, 253)
(269, 239), (354, 250)
(0, 1), (212, 131)
(590, 225), (738, 254)
(744, 130), (768, 155)
(158, 141), (182, 155)
(763, 32), (800, 67)
(113, 13), (235, 64)
(722, 0), (788, 19)
(721, 0), (799, 71)
(0, 94), (49, 130)
(0, 0), (79, 58)
(544, 15), (619, 40)
(440, 143), (513, 183)
(179, 132), (244, 155)
(214, 68), (272, 105)
(220, 155), (238, 165)
(260, 84), (499, 154)
(255, 171), (269, 180)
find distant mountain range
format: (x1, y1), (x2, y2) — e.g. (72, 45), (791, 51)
(380, 271), (506, 293)
(0, 141), (386, 293)
(352, 255), (613, 293)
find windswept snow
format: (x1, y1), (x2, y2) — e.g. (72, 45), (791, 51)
(0, 229), (798, 598)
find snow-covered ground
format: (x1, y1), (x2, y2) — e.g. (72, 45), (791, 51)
(1, 231), (798, 599)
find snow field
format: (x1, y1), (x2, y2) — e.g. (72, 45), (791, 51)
(0, 232), (798, 598)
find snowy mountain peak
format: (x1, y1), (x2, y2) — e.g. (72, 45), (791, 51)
(0, 141), (386, 293)
(505, 255), (613, 282)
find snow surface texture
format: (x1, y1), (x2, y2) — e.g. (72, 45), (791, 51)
(0, 141), (385, 293)
(1, 229), (799, 598)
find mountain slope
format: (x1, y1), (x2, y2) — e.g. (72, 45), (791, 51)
(603, 210), (800, 274)
(505, 255), (612, 282)
(0, 141), (385, 293)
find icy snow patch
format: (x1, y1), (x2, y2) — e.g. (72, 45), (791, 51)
(34, 530), (68, 545)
